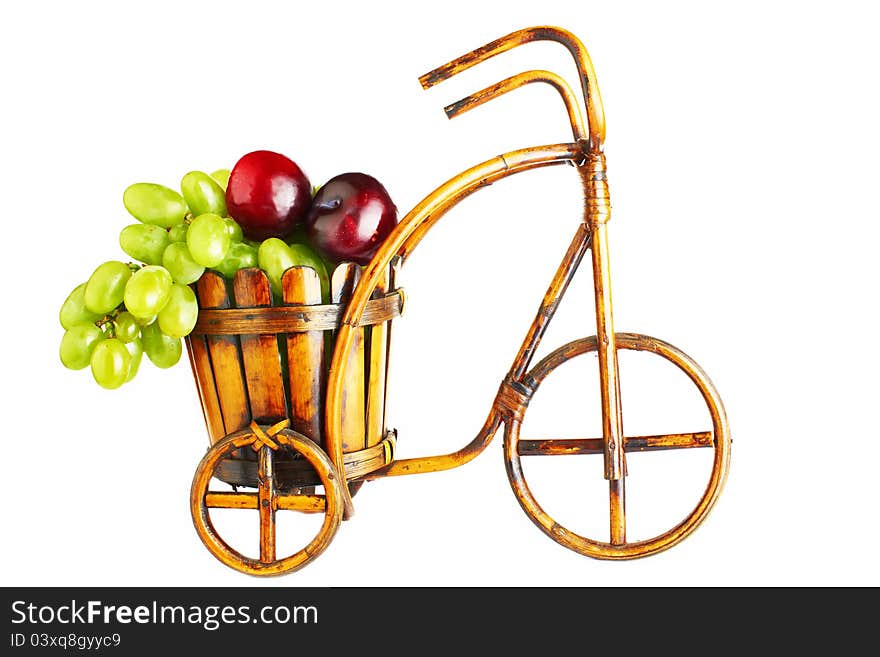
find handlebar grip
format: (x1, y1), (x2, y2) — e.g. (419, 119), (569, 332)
(420, 25), (606, 151)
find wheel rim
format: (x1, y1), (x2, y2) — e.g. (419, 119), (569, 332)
(503, 333), (731, 559)
(190, 426), (345, 576)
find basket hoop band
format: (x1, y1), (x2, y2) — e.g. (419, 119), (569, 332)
(191, 289), (404, 336)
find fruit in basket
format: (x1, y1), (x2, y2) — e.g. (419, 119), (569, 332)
(226, 150), (312, 241)
(187, 213), (231, 267)
(257, 238), (298, 296)
(224, 217), (243, 243)
(181, 171), (228, 218)
(119, 224), (170, 266)
(59, 163), (237, 389)
(210, 169), (231, 190)
(168, 223), (188, 243)
(287, 241), (331, 302)
(124, 338), (144, 382)
(123, 265), (173, 319)
(304, 172), (398, 265)
(59, 324), (104, 370)
(157, 283), (199, 338)
(212, 241), (258, 279)
(60, 155), (396, 390)
(113, 311), (140, 343)
(141, 321), (182, 369)
(59, 283), (103, 329)
(90, 338), (132, 389)
(123, 183), (189, 228)
(162, 242), (205, 285)
(257, 238), (329, 300)
(84, 261), (133, 314)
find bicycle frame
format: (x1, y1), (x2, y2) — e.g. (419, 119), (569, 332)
(188, 25), (729, 572)
(324, 26), (630, 537)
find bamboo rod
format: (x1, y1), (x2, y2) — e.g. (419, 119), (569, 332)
(332, 264), (366, 454)
(517, 432), (713, 456)
(205, 492), (326, 513)
(192, 291), (402, 335)
(365, 267), (389, 449)
(382, 256), (403, 434)
(258, 445), (276, 563)
(419, 25), (605, 151)
(444, 69), (587, 143)
(609, 479), (626, 545)
(508, 222), (592, 381)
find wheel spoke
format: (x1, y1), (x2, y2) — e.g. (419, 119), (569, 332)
(206, 492), (258, 509)
(258, 445), (276, 563)
(609, 478), (626, 545)
(205, 491), (326, 513)
(517, 431), (713, 456)
(276, 494), (326, 512)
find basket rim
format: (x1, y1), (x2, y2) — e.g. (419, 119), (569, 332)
(190, 289), (403, 335)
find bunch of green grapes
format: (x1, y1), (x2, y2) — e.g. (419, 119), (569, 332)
(58, 168), (255, 389)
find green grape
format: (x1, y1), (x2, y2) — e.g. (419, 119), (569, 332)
(59, 324), (104, 370)
(59, 282), (103, 329)
(124, 337), (144, 382)
(119, 224), (170, 266)
(90, 338), (131, 389)
(210, 168), (230, 190)
(123, 265), (172, 319)
(157, 283), (198, 338)
(224, 217), (243, 243)
(142, 321), (182, 368)
(114, 311), (140, 342)
(162, 242), (204, 285)
(213, 241), (258, 279)
(123, 183), (189, 228)
(257, 238), (296, 296)
(168, 223), (188, 243)
(288, 242), (331, 303)
(181, 171), (227, 218)
(84, 261), (132, 314)
(187, 213), (231, 267)
(134, 314), (155, 327)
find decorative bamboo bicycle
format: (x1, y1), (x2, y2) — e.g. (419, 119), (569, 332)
(186, 25), (731, 576)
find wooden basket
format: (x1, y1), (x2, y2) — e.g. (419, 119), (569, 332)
(184, 262), (403, 492)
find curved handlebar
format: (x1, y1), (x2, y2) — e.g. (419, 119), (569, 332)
(443, 69), (588, 145)
(419, 25), (606, 152)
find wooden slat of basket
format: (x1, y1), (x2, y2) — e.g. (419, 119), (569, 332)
(332, 263), (365, 454)
(196, 272), (251, 438)
(365, 265), (389, 449)
(185, 329), (225, 444)
(233, 268), (288, 424)
(281, 267), (324, 446)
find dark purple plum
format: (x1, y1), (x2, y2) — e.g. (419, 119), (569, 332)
(304, 172), (398, 265)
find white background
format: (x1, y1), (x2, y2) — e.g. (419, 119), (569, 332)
(2, 1), (878, 587)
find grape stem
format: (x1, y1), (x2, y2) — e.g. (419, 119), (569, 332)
(95, 305), (125, 338)
(95, 315), (116, 338)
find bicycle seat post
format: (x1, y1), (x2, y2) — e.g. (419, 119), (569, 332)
(579, 147), (628, 544)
